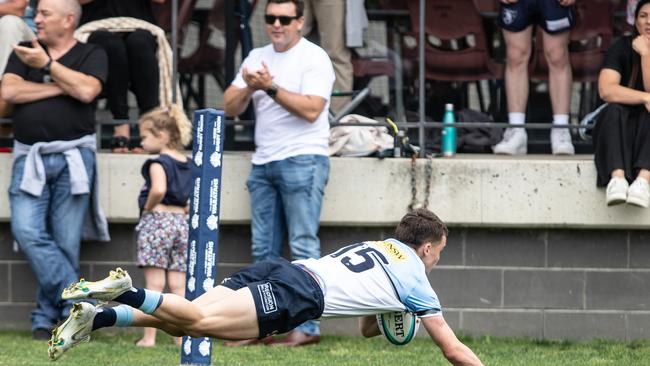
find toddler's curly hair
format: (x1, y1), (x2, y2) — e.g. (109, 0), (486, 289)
(139, 105), (192, 149)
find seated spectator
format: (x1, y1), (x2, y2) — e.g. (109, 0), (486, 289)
(492, 0), (575, 155)
(0, 0), (34, 117)
(2, 0), (109, 339)
(78, 0), (163, 152)
(595, 0), (650, 208)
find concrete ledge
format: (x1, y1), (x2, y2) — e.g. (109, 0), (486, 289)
(1, 153), (649, 228)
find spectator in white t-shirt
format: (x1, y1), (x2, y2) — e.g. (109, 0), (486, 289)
(224, 0), (334, 347)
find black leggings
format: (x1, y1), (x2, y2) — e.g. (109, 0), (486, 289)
(87, 29), (160, 119)
(593, 103), (650, 187)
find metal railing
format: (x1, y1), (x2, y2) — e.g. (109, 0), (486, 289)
(0, 115), (595, 153)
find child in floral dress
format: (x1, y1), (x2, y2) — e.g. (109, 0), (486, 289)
(135, 106), (193, 346)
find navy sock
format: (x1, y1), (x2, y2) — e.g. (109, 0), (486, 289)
(92, 305), (134, 330)
(92, 308), (116, 330)
(115, 288), (145, 308)
(114, 288), (163, 314)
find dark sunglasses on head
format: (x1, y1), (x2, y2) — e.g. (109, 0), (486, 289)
(264, 14), (299, 25)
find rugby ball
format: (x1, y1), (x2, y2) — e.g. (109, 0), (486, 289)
(376, 311), (420, 346)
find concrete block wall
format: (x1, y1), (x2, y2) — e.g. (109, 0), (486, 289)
(2, 154), (650, 340)
(437, 229), (650, 340)
(2, 223), (650, 341)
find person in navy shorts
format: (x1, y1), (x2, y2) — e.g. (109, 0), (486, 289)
(493, 0), (576, 155)
(49, 209), (484, 365)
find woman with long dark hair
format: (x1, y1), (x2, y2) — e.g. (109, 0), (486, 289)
(595, 0), (650, 208)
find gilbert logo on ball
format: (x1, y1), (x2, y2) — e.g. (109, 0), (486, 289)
(376, 311), (420, 346)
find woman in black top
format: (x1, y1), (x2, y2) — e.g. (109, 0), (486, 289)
(595, 0), (650, 208)
(79, 0), (163, 152)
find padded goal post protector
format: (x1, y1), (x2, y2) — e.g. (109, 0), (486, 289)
(181, 109), (225, 366)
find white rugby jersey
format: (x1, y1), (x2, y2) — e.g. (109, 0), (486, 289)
(293, 239), (442, 318)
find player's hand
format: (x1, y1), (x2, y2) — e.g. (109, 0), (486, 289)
(12, 38), (50, 69)
(557, 0), (575, 6)
(633, 35), (650, 57)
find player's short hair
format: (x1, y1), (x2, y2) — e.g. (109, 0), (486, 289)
(266, 0), (304, 17)
(394, 209), (448, 248)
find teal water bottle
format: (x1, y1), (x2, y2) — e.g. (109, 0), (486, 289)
(441, 103), (456, 157)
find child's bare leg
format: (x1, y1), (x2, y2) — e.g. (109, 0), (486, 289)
(136, 268), (166, 347)
(166, 270), (186, 346)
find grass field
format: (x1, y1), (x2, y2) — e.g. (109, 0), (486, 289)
(2, 330), (650, 366)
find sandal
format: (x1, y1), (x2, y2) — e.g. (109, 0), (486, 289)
(110, 135), (130, 153)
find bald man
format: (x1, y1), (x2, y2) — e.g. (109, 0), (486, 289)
(1, 0), (108, 339)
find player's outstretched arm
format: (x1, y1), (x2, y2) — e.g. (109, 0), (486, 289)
(359, 316), (381, 338)
(422, 315), (484, 366)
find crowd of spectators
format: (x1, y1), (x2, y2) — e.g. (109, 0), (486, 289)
(2, 0), (633, 157)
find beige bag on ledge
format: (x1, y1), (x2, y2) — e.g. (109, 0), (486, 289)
(329, 114), (393, 157)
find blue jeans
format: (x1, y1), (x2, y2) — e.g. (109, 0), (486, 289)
(246, 154), (329, 336)
(9, 148), (95, 331)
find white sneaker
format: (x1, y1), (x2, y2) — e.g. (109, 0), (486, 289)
(62, 267), (132, 302)
(606, 177), (628, 206)
(551, 128), (575, 155)
(48, 302), (97, 361)
(493, 128), (527, 155)
(626, 178), (650, 208)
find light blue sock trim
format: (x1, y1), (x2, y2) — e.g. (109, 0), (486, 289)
(113, 305), (134, 327)
(140, 289), (162, 314)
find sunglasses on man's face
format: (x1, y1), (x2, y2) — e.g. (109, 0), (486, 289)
(264, 14), (299, 26)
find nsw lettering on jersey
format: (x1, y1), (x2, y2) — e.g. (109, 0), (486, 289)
(295, 239), (441, 318)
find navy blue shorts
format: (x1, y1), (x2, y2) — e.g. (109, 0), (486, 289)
(499, 0), (575, 34)
(220, 258), (324, 338)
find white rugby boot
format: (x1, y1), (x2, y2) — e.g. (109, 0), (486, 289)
(492, 128), (527, 155)
(62, 267), (132, 302)
(48, 302), (97, 361)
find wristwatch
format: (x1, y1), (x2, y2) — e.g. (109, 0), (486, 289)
(41, 58), (52, 75)
(265, 82), (279, 98)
